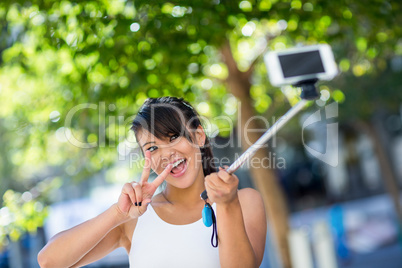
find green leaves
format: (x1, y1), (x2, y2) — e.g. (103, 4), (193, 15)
(0, 177), (62, 248)
(0, 0), (401, 248)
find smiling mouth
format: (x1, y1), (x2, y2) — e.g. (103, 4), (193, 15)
(170, 159), (187, 176)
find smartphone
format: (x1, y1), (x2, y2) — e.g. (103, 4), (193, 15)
(264, 44), (338, 87)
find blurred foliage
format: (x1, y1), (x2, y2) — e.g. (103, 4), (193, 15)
(0, 0), (401, 247)
(0, 177), (61, 250)
(0, 190), (47, 250)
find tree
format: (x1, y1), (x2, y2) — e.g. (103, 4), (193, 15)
(1, 1), (401, 266)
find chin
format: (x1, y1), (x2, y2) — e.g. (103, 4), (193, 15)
(166, 158), (197, 187)
(166, 174), (196, 189)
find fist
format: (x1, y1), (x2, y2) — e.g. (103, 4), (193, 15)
(204, 166), (239, 205)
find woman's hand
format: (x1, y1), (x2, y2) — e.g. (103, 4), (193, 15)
(116, 150), (172, 219)
(204, 166), (239, 205)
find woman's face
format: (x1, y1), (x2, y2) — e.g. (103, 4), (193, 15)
(136, 126), (206, 189)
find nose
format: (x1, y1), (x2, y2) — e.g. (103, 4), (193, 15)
(160, 147), (175, 167)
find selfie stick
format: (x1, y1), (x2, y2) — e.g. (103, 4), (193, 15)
(201, 80), (319, 201)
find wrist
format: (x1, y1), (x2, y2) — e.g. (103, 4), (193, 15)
(217, 194), (240, 210)
(110, 203), (131, 225)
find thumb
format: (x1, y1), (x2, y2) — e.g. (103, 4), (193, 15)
(141, 198), (152, 207)
(137, 198), (152, 217)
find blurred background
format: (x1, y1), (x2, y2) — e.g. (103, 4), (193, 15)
(0, 0), (401, 267)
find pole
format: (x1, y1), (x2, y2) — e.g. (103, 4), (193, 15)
(201, 99), (310, 200)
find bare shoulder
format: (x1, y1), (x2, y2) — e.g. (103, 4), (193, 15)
(237, 188), (266, 227)
(238, 188), (265, 211)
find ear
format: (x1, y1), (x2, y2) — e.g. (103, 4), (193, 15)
(195, 125), (206, 147)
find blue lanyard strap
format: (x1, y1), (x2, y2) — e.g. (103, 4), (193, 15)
(202, 201), (218, 247)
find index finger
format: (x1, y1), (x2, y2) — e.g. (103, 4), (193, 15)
(218, 166), (233, 183)
(140, 150), (152, 184)
(152, 164), (173, 188)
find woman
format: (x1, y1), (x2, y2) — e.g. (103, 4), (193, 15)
(38, 97), (267, 267)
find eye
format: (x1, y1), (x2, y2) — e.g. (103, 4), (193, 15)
(147, 146), (158, 152)
(170, 134), (179, 142)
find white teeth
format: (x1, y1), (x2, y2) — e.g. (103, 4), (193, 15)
(172, 159), (185, 168)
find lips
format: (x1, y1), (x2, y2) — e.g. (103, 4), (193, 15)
(171, 158), (185, 168)
(170, 159), (187, 177)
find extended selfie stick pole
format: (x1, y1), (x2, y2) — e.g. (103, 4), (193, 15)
(201, 80), (319, 201)
(227, 99), (308, 174)
(200, 79), (320, 248)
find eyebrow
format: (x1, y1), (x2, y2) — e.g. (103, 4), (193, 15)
(141, 141), (156, 148)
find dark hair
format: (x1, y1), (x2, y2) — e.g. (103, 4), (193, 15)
(131, 97), (217, 176)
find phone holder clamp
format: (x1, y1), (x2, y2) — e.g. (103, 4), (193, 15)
(294, 79), (319, 100)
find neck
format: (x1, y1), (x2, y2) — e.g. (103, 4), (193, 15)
(163, 172), (206, 207)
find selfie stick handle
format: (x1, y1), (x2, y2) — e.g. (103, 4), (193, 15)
(201, 99), (309, 201)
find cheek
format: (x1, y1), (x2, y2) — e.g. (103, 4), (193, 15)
(150, 156), (164, 174)
(189, 148), (203, 169)
(152, 159), (167, 173)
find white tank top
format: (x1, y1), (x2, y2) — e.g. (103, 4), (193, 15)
(129, 203), (220, 268)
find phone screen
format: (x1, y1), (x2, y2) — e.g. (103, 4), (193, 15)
(279, 51), (325, 78)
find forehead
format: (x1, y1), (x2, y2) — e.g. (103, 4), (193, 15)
(136, 130), (166, 146)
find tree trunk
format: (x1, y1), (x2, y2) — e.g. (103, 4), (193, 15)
(221, 42), (292, 268)
(356, 120), (402, 225)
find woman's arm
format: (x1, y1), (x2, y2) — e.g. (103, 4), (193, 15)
(38, 151), (172, 267)
(205, 168), (267, 268)
(69, 216), (136, 268)
(37, 204), (128, 268)
(216, 188), (267, 268)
